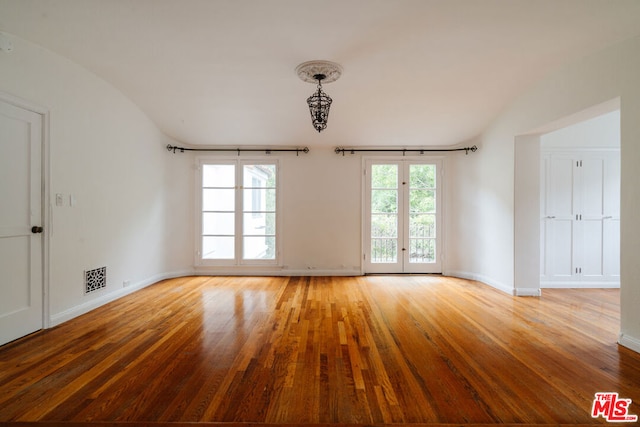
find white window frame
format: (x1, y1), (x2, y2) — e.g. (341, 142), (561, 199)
(195, 157), (281, 267)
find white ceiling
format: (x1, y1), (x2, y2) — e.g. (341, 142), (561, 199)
(2, 0), (640, 148)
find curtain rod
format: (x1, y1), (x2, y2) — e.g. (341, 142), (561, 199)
(166, 144), (310, 156)
(334, 145), (477, 156)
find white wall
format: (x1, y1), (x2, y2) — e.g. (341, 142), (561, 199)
(281, 147), (362, 274)
(444, 132), (514, 293)
(514, 136), (541, 296)
(446, 35), (640, 352)
(541, 110), (620, 148)
(0, 34), (193, 325)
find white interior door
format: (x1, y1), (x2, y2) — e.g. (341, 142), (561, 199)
(364, 159), (442, 274)
(0, 99), (44, 346)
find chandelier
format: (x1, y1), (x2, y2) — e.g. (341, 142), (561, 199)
(296, 60), (343, 132)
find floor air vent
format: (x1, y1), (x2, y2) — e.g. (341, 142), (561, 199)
(85, 266), (106, 294)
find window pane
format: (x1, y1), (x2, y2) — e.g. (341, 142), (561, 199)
(243, 236), (276, 260)
(410, 214), (435, 238)
(371, 214), (397, 238)
(371, 190), (397, 213)
(203, 212), (234, 235)
(371, 239), (397, 263)
(372, 164), (397, 188)
(410, 164), (435, 188)
(202, 236), (234, 259)
(203, 164), (235, 188)
(203, 189), (235, 211)
(243, 188), (276, 212)
(409, 190), (435, 213)
(409, 238), (435, 263)
(243, 212), (276, 235)
(244, 164), (276, 188)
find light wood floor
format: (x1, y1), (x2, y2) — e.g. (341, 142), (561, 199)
(0, 275), (638, 425)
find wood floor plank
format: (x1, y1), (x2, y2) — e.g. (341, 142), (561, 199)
(0, 275), (639, 425)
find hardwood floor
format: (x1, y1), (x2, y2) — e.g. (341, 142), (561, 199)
(0, 275), (638, 425)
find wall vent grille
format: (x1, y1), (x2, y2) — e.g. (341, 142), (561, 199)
(85, 266), (106, 294)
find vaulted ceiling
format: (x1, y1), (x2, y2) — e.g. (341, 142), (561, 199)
(2, 0), (640, 148)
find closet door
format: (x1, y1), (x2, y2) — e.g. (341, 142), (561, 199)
(541, 150), (620, 287)
(579, 156), (606, 282)
(592, 152), (620, 284)
(542, 154), (577, 283)
(603, 154), (621, 279)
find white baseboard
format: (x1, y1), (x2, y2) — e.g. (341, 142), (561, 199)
(281, 269), (361, 276)
(515, 287), (542, 296)
(444, 270), (517, 295)
(194, 267), (361, 277)
(49, 269), (193, 327)
(541, 281), (620, 289)
(619, 333), (640, 354)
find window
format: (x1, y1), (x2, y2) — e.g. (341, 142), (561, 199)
(198, 159), (279, 265)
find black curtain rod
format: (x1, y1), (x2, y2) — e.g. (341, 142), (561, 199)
(334, 145), (478, 156)
(166, 144), (310, 156)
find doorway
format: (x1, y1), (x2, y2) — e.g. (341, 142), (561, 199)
(514, 98), (620, 296)
(540, 110), (620, 288)
(364, 159), (443, 274)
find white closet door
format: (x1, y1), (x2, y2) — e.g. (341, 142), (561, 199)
(542, 154), (577, 282)
(541, 150), (620, 288)
(602, 153), (621, 279)
(579, 156), (605, 280)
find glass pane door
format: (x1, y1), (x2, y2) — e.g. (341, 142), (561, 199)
(365, 160), (441, 274)
(370, 164), (400, 270)
(405, 163), (439, 273)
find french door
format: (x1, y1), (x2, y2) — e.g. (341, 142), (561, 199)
(364, 159), (442, 273)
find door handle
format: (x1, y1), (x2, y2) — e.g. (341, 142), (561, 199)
(31, 226), (43, 234)
(603, 216), (613, 219)
(546, 216), (556, 219)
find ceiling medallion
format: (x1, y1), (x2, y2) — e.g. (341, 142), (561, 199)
(296, 60), (343, 132)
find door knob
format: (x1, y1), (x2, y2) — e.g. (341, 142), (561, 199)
(31, 226), (43, 234)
